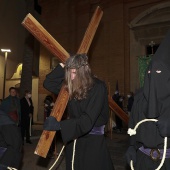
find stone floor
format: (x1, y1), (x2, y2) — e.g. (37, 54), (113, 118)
(20, 128), (131, 170)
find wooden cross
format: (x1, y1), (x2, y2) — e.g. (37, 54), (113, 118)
(22, 6), (129, 158)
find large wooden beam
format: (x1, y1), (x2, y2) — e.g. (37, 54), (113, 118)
(22, 6), (103, 158)
(77, 6), (103, 53)
(34, 86), (69, 157)
(22, 13), (69, 63)
(108, 96), (129, 125)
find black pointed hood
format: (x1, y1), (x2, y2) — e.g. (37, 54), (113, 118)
(143, 30), (170, 118)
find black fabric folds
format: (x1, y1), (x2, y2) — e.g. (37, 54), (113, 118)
(143, 31), (170, 118)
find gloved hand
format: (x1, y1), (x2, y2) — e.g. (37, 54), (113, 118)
(125, 146), (136, 166)
(157, 112), (170, 137)
(43, 116), (61, 131)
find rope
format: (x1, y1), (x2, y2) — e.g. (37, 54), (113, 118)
(48, 138), (77, 170)
(48, 145), (65, 170)
(7, 167), (17, 170)
(72, 139), (77, 170)
(128, 119), (158, 136)
(130, 160), (134, 170)
(128, 119), (168, 170)
(156, 137), (167, 170)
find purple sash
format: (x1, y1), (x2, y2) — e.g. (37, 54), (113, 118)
(0, 147), (7, 159)
(89, 125), (105, 135)
(139, 146), (170, 160)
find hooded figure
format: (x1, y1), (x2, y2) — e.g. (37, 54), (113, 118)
(143, 31), (170, 119)
(126, 30), (170, 170)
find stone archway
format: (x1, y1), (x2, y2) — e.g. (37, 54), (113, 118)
(129, 2), (170, 91)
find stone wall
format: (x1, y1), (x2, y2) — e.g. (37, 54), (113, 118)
(37, 0), (170, 121)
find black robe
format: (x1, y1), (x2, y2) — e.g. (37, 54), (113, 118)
(0, 109), (22, 169)
(128, 88), (170, 170)
(128, 30), (170, 170)
(43, 64), (114, 170)
(20, 97), (34, 142)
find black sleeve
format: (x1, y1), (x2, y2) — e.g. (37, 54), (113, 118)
(128, 88), (145, 147)
(128, 105), (136, 146)
(0, 124), (22, 168)
(43, 64), (65, 95)
(20, 98), (26, 114)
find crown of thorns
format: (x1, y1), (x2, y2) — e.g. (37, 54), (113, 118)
(65, 54), (89, 69)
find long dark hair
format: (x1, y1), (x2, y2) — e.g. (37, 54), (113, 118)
(65, 54), (94, 100)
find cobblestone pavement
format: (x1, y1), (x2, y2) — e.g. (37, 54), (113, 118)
(20, 128), (130, 170)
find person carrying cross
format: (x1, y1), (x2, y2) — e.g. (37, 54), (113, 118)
(43, 53), (114, 170)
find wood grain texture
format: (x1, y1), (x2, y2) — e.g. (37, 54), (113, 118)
(34, 86), (69, 157)
(22, 14), (69, 63)
(108, 96), (129, 125)
(77, 6), (103, 53)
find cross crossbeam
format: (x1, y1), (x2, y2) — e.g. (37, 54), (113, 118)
(22, 6), (129, 158)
